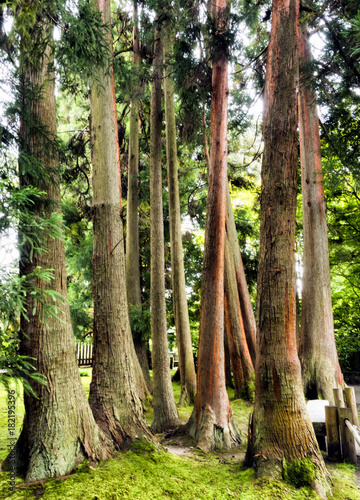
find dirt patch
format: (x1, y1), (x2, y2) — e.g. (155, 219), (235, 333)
(165, 446), (194, 457)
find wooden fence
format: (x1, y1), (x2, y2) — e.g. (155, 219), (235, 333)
(77, 342), (93, 367)
(325, 387), (360, 464)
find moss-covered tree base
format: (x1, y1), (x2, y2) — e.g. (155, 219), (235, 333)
(186, 407), (241, 453)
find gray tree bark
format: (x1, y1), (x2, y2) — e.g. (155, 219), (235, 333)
(163, 22), (197, 406)
(126, 0), (152, 394)
(298, 26), (343, 403)
(89, 0), (153, 448)
(150, 26), (179, 433)
(4, 21), (112, 482)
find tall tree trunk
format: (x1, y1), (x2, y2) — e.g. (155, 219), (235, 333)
(163, 22), (197, 406)
(187, 0), (241, 452)
(4, 23), (112, 482)
(150, 26), (179, 433)
(226, 189), (257, 367)
(224, 216), (255, 401)
(89, 0), (152, 448)
(126, 0), (152, 394)
(298, 26), (343, 402)
(204, 108), (257, 371)
(246, 1), (329, 494)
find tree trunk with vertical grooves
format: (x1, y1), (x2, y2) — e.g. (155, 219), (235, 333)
(224, 204), (255, 400)
(225, 188), (257, 367)
(187, 0), (241, 452)
(126, 0), (152, 394)
(89, 0), (153, 448)
(163, 23), (197, 406)
(150, 26), (179, 433)
(3, 23), (112, 482)
(298, 26), (343, 403)
(246, 1), (329, 494)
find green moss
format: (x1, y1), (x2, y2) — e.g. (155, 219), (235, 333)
(283, 458), (316, 488)
(130, 439), (159, 455)
(1, 378), (360, 499)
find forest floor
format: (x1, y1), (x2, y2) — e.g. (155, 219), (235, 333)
(0, 369), (359, 500)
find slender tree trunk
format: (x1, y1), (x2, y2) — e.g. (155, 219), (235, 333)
(246, 1), (329, 494)
(126, 0), (152, 394)
(204, 107), (257, 371)
(150, 26), (179, 433)
(224, 211), (255, 401)
(163, 23), (197, 406)
(225, 188), (257, 366)
(298, 26), (343, 402)
(89, 0), (152, 448)
(4, 25), (112, 482)
(187, 0), (241, 452)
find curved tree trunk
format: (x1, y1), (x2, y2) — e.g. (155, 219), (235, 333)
(126, 0), (152, 394)
(4, 24), (112, 482)
(89, 0), (152, 448)
(187, 0), (241, 452)
(246, 1), (329, 494)
(298, 26), (343, 403)
(163, 23), (197, 406)
(150, 26), (179, 433)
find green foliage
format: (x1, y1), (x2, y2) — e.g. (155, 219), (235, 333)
(283, 458), (316, 488)
(129, 304), (151, 344)
(56, 0), (111, 90)
(0, 266), (67, 396)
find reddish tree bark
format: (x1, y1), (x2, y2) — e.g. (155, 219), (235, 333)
(298, 26), (343, 402)
(224, 185), (255, 400)
(246, 1), (329, 494)
(187, 0), (240, 451)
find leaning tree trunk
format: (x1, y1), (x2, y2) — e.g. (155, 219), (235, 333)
(225, 187), (257, 366)
(246, 1), (329, 495)
(89, 0), (152, 448)
(3, 23), (112, 483)
(224, 211), (255, 401)
(163, 22), (197, 406)
(187, 0), (241, 452)
(150, 26), (179, 433)
(126, 0), (152, 394)
(298, 26), (343, 403)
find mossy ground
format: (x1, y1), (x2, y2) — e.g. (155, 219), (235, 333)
(0, 369), (359, 499)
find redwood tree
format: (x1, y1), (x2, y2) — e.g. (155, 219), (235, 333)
(149, 25), (179, 433)
(4, 17), (111, 482)
(298, 26), (343, 402)
(246, 0), (329, 493)
(187, 0), (241, 451)
(89, 0), (152, 447)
